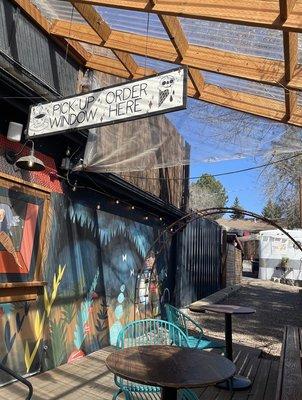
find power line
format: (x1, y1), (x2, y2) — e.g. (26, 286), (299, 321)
(212, 153), (301, 177)
(117, 153), (302, 181)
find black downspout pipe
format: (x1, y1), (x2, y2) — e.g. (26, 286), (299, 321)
(0, 363), (33, 400)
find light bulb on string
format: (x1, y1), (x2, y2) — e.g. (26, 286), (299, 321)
(131, 206), (135, 210)
(96, 203), (101, 210)
(72, 180), (78, 192)
(144, 216), (149, 221)
(115, 200), (120, 204)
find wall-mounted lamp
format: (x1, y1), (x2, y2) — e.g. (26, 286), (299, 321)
(60, 147), (71, 171)
(72, 180), (78, 192)
(7, 122), (23, 142)
(5, 140), (45, 171)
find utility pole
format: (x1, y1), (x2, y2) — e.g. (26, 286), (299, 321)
(299, 177), (302, 228)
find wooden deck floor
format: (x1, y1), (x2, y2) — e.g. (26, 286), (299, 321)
(0, 346), (278, 400)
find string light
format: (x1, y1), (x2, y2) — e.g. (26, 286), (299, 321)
(72, 180), (78, 192)
(47, 167), (170, 224)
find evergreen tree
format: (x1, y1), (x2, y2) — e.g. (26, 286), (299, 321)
(262, 200), (282, 220)
(230, 196), (244, 219)
(189, 174), (228, 218)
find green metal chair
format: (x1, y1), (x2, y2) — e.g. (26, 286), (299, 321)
(164, 304), (224, 352)
(113, 319), (199, 400)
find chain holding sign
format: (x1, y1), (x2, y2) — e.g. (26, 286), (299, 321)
(27, 67), (187, 138)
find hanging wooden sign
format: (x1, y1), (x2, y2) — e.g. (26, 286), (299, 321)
(27, 67), (187, 138)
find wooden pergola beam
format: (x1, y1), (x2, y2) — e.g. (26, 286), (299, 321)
(188, 68), (205, 97)
(280, 0), (298, 121)
(158, 14), (189, 59)
(70, 1), (139, 77)
(78, 0), (302, 32)
(159, 14), (204, 95)
(50, 20), (286, 88)
(86, 55), (155, 78)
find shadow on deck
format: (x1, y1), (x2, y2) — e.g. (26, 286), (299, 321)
(0, 345), (278, 400)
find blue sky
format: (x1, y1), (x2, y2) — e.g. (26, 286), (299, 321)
(190, 158), (265, 213)
(167, 98), (289, 214)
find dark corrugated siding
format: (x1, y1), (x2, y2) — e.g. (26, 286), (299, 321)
(175, 218), (222, 307)
(0, 0), (79, 96)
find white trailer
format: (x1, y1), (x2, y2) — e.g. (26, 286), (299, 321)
(258, 229), (302, 282)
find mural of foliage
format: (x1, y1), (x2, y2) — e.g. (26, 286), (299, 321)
(1, 302), (30, 365)
(44, 265), (66, 317)
(62, 303), (76, 325)
(95, 300), (109, 345)
(49, 319), (67, 367)
(24, 265), (66, 373)
(4, 322), (16, 355)
(73, 271), (100, 350)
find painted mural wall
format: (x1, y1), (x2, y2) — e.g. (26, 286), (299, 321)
(0, 185), (168, 385)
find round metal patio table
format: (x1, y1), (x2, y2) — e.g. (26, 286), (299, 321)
(189, 304), (256, 390)
(106, 345), (236, 400)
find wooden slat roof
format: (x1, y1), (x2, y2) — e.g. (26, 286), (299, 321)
(10, 0), (302, 127)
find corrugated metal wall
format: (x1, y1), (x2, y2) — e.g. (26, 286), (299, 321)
(0, 0), (79, 97)
(174, 218), (223, 307)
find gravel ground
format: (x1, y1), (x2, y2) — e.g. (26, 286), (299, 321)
(188, 278), (302, 357)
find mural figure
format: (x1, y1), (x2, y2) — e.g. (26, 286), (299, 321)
(137, 251), (160, 318)
(0, 177), (47, 280)
(0, 203), (19, 234)
(0, 202), (24, 271)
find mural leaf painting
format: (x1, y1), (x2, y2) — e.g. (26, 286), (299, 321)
(95, 301), (108, 333)
(33, 311), (45, 341)
(44, 265), (66, 317)
(24, 338), (41, 373)
(69, 271), (100, 362)
(1, 302), (30, 365)
(95, 302), (109, 346)
(49, 319), (67, 367)
(4, 321), (16, 353)
(16, 313), (22, 332)
(62, 303), (76, 325)
(24, 265), (66, 372)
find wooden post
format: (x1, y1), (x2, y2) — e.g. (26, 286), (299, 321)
(299, 177), (302, 228)
(221, 229), (227, 288)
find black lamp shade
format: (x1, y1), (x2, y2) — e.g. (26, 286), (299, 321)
(15, 155), (45, 171)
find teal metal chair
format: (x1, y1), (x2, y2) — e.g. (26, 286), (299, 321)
(164, 304), (224, 352)
(113, 319), (199, 400)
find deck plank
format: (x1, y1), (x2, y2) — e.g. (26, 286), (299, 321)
(248, 359), (271, 400)
(264, 360), (279, 400)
